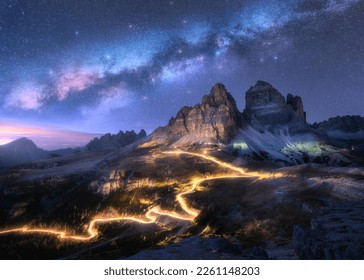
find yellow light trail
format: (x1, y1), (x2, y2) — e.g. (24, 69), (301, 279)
(163, 150), (248, 175)
(0, 207), (191, 242)
(176, 175), (253, 217)
(163, 150), (284, 179)
(0, 149), (284, 241)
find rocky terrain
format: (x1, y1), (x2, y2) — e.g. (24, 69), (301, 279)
(147, 81), (363, 166)
(312, 115), (364, 139)
(86, 129), (147, 151)
(0, 81), (363, 260)
(243, 81), (307, 132)
(149, 83), (242, 145)
(293, 202), (364, 259)
(126, 235), (269, 260)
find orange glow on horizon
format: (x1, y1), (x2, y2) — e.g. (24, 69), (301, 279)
(0, 122), (101, 149)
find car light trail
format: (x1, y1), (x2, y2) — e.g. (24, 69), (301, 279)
(163, 150), (284, 179)
(0, 149), (284, 242)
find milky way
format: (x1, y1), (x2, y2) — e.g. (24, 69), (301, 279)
(0, 0), (363, 149)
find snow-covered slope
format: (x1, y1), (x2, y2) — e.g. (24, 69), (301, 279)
(232, 126), (351, 165)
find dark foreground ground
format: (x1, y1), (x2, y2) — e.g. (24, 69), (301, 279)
(0, 146), (363, 259)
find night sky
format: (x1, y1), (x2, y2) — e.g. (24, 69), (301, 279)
(1, 0), (363, 149)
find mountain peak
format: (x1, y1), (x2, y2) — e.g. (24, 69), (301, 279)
(147, 81), (311, 147)
(0, 137), (46, 167)
(244, 81), (306, 130)
(201, 83), (238, 109)
(249, 81), (274, 92)
(150, 83), (242, 145)
(245, 81), (285, 111)
(13, 137), (32, 142)
(6, 137), (37, 148)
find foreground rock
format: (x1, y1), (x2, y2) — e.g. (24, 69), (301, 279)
(293, 203), (364, 259)
(126, 236), (268, 260)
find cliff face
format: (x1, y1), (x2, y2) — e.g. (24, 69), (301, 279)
(243, 81), (306, 131)
(150, 83), (243, 145)
(287, 94), (306, 122)
(245, 81), (286, 111)
(147, 81), (311, 147)
(144, 80), (363, 166)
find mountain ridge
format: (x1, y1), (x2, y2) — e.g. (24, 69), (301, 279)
(1, 81), (363, 167)
(0, 81), (363, 260)
(147, 83), (243, 146)
(86, 129), (147, 151)
(0, 129), (148, 168)
(142, 80), (364, 165)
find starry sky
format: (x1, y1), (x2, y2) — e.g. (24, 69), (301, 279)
(0, 0), (363, 149)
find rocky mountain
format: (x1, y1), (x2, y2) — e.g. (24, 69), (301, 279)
(86, 129), (147, 151)
(142, 80), (364, 166)
(243, 81), (307, 132)
(148, 83), (243, 146)
(148, 81), (309, 147)
(0, 137), (47, 167)
(312, 115), (364, 140)
(0, 81), (363, 260)
(2, 81), (363, 168)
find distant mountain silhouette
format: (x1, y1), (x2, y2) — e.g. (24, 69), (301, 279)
(0, 138), (82, 169)
(86, 129), (147, 151)
(0, 137), (47, 167)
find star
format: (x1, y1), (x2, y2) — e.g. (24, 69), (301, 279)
(0, 0), (362, 147)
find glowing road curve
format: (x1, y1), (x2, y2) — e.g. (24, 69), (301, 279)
(0, 149), (283, 241)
